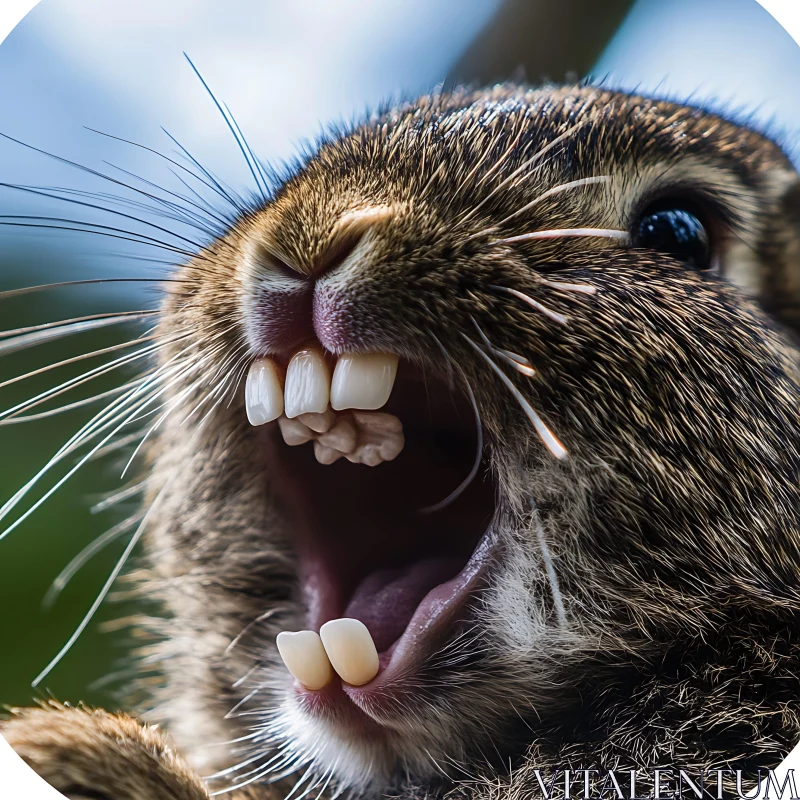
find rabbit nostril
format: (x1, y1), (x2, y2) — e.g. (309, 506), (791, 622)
(252, 242), (306, 281)
(275, 257), (304, 281)
(254, 205), (394, 282)
(247, 206), (395, 353)
(252, 228), (364, 282)
(310, 204), (395, 280)
(309, 229), (365, 280)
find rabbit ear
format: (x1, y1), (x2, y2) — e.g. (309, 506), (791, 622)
(758, 177), (800, 335)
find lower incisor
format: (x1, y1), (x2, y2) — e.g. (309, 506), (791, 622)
(276, 630), (334, 691)
(319, 618), (380, 686)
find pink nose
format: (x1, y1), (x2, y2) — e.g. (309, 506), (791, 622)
(253, 282), (365, 355)
(312, 287), (363, 353)
(252, 286), (315, 355)
(250, 238), (361, 355)
(250, 207), (392, 355)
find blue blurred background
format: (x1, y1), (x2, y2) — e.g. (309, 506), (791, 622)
(0, 0), (797, 709)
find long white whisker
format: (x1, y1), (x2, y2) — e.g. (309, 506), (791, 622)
(32, 480), (172, 687)
(0, 388), (161, 542)
(529, 494), (567, 628)
(211, 739), (313, 794)
(421, 337), (483, 514)
(491, 285), (568, 326)
(223, 687), (263, 721)
(310, 760), (339, 800)
(0, 332), (159, 393)
(93, 329), (240, 465)
(283, 759), (322, 800)
(461, 334), (567, 460)
(43, 512), (143, 607)
(0, 352), (196, 540)
(0, 376), (154, 524)
(116, 331), (241, 476)
(0, 278), (182, 301)
(118, 352), (226, 478)
(0, 310), (155, 341)
(491, 227), (629, 246)
(88, 430), (145, 462)
(0, 335), (184, 421)
(47, 341), (198, 454)
(540, 278), (598, 295)
(192, 347), (251, 432)
(176, 341), (247, 427)
(225, 607), (288, 655)
(0, 313), (156, 356)
(460, 119), (589, 225)
(0, 380), (147, 425)
(494, 347), (536, 377)
(91, 479), (149, 514)
(205, 749), (276, 780)
(24, 368), (172, 474)
(231, 661), (264, 689)
(468, 176), (610, 240)
(207, 730), (265, 747)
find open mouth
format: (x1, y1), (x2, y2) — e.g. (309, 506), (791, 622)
(249, 348), (497, 720)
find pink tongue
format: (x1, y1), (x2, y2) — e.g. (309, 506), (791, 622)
(344, 557), (463, 652)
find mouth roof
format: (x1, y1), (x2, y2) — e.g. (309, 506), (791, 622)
(264, 360), (496, 660)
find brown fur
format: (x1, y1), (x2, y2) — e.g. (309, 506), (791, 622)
(6, 84), (800, 798)
(3, 703), (210, 799)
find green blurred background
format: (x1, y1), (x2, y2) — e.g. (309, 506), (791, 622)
(0, 0), (797, 713)
(0, 254), (154, 708)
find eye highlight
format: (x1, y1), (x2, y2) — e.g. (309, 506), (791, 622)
(633, 202), (712, 270)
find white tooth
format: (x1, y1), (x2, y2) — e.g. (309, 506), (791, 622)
(298, 409), (336, 433)
(276, 631), (334, 691)
(314, 441), (343, 465)
(278, 416), (315, 446)
(245, 358), (284, 426)
(284, 349), (331, 418)
(331, 353), (399, 411)
(320, 618), (380, 686)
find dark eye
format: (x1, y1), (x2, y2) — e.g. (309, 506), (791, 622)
(634, 203), (712, 270)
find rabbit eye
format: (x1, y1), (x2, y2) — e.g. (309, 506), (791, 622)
(634, 202), (712, 270)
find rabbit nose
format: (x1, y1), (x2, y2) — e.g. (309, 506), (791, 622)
(248, 206), (393, 355)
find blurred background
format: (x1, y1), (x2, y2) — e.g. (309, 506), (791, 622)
(0, 0), (798, 710)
